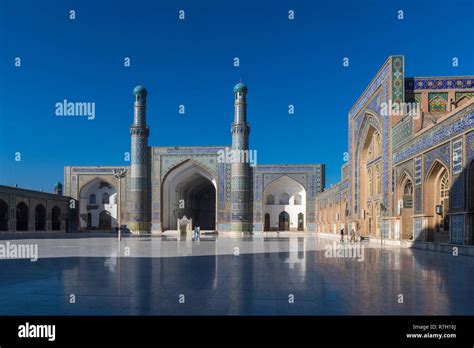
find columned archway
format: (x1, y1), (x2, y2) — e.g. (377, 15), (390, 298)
(16, 202), (29, 231)
(35, 204), (46, 231)
(161, 160), (217, 231)
(51, 206), (61, 231)
(0, 200), (8, 231)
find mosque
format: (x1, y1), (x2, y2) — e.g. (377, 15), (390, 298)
(1, 55), (473, 247)
(62, 81), (325, 234)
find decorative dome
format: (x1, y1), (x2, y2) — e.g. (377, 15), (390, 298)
(233, 82), (248, 94)
(133, 85), (147, 96)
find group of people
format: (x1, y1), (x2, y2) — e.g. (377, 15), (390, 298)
(340, 225), (360, 243)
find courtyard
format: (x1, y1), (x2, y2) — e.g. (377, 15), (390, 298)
(0, 232), (473, 316)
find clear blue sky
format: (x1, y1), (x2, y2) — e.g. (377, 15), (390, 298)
(1, 0), (473, 192)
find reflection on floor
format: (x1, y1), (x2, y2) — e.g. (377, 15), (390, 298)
(0, 232), (472, 315)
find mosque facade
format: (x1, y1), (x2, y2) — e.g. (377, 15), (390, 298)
(63, 82), (325, 233)
(316, 55), (474, 245)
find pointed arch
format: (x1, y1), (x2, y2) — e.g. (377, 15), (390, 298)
(397, 170), (415, 240)
(263, 175), (307, 231)
(161, 160), (217, 231)
(78, 176), (117, 230)
(397, 170), (414, 189)
(35, 204), (46, 231)
(51, 206), (61, 231)
(356, 117), (382, 237)
(424, 160), (450, 242)
(16, 202), (29, 231)
(0, 199), (9, 231)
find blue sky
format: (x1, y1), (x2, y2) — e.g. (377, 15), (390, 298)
(1, 0), (473, 192)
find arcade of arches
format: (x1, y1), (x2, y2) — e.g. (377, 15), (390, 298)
(0, 185), (69, 232)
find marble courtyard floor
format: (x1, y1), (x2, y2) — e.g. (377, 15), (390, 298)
(0, 232), (473, 315)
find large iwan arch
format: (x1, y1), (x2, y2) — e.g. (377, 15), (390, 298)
(161, 160), (217, 231)
(356, 117), (383, 237)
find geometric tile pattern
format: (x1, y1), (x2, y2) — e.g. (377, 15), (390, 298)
(393, 106), (474, 164)
(414, 157), (422, 185)
(406, 77), (474, 90)
(392, 116), (413, 149)
(414, 217), (424, 241)
(468, 131), (474, 164)
(428, 93), (448, 112)
(450, 214), (465, 245)
(414, 186), (422, 214)
(452, 138), (463, 175)
(455, 91), (474, 101)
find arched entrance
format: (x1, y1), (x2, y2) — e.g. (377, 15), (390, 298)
(425, 161), (450, 243)
(16, 202), (29, 231)
(51, 206), (61, 231)
(161, 160), (217, 231)
(35, 204), (46, 231)
(264, 213), (270, 231)
(367, 203), (373, 236)
(0, 200), (8, 231)
(298, 213), (304, 231)
(263, 175), (306, 232)
(279, 211), (290, 231)
(79, 177), (117, 230)
(399, 174), (414, 240)
(358, 120), (382, 237)
(99, 210), (112, 229)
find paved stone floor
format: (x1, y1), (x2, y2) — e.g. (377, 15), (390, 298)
(0, 232), (473, 315)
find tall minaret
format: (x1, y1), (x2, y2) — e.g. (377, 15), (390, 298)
(230, 82), (251, 232)
(129, 85), (150, 234)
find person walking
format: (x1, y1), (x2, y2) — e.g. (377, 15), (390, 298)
(350, 228), (356, 243)
(340, 227), (345, 243)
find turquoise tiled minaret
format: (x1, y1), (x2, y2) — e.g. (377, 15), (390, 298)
(230, 82), (251, 232)
(129, 85), (150, 234)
